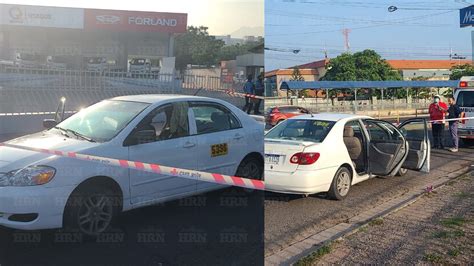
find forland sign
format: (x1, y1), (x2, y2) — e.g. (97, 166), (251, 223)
(460, 5), (474, 28)
(85, 9), (187, 33)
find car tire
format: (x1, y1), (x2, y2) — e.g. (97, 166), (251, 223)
(63, 184), (121, 237)
(236, 155), (263, 194)
(396, 168), (408, 176)
(327, 166), (352, 200)
(461, 138), (474, 147)
(235, 155), (263, 181)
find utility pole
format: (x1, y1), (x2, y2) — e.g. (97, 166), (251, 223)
(342, 28), (351, 52)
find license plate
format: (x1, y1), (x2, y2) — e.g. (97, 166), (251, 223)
(265, 154), (281, 164)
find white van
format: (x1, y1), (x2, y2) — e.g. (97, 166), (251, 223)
(454, 76), (474, 144)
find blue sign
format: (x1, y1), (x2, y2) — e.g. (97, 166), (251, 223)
(460, 5), (474, 28)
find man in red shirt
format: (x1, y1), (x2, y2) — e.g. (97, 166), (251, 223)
(428, 95), (448, 149)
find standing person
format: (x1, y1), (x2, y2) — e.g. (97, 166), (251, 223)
(253, 74), (264, 115)
(447, 96), (462, 152)
(428, 95), (448, 149)
(242, 75), (255, 114)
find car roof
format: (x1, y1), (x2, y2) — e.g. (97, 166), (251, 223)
(287, 113), (371, 122)
(109, 94), (218, 104)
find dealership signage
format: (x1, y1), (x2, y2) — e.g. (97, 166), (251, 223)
(460, 5), (474, 27)
(85, 9), (187, 33)
(0, 4), (84, 29)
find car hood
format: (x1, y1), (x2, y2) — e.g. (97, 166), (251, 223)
(0, 131), (100, 172)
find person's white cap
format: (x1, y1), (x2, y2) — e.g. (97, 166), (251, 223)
(434, 94), (441, 98)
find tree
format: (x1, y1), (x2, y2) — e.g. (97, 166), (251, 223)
(290, 67), (305, 81)
(450, 64), (474, 80)
(174, 26), (225, 71)
(217, 40), (264, 62)
(322, 50), (401, 81)
(289, 67), (308, 97)
(321, 49), (402, 101)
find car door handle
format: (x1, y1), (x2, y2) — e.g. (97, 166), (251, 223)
(183, 142), (196, 148)
(234, 133), (244, 140)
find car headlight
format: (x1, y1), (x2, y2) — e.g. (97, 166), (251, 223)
(0, 165), (56, 187)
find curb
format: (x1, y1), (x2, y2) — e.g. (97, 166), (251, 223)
(264, 166), (472, 266)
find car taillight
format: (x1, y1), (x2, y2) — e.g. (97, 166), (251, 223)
(459, 81), (468, 88)
(289, 152), (320, 165)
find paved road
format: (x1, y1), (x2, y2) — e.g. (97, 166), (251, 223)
(264, 118), (474, 256)
(0, 188), (264, 265)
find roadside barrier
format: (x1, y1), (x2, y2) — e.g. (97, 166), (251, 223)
(0, 142), (265, 191)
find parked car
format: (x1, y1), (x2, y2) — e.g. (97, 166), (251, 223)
(265, 113), (430, 199)
(265, 105), (310, 127)
(0, 95), (263, 236)
(455, 76), (474, 145)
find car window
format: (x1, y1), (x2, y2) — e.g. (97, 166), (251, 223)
(279, 106), (298, 113)
(136, 102), (190, 143)
(56, 100), (149, 142)
(456, 91), (474, 107)
(344, 120), (364, 138)
(190, 102), (241, 134)
(265, 119), (335, 142)
(363, 120), (404, 142)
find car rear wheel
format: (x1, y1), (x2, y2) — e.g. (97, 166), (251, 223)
(64, 184), (120, 237)
(327, 167), (351, 200)
(235, 155), (263, 180)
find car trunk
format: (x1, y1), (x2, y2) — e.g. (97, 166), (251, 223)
(265, 139), (318, 173)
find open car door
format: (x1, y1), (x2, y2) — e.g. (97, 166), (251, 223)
(364, 119), (408, 177)
(398, 118), (430, 173)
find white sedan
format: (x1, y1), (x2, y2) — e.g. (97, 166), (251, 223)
(265, 113), (430, 199)
(0, 95), (263, 235)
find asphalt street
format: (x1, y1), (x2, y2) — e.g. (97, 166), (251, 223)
(264, 125), (474, 256)
(0, 188), (264, 265)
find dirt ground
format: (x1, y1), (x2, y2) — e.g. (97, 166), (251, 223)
(306, 172), (474, 265)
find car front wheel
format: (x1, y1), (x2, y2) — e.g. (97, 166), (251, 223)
(327, 167), (352, 200)
(64, 184), (120, 236)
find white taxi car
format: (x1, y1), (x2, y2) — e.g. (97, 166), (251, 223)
(265, 113), (430, 200)
(0, 95), (263, 235)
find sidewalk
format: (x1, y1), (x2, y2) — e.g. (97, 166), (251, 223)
(300, 172), (474, 265)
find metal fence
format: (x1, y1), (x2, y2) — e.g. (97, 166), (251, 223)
(0, 66), (247, 113)
(265, 96), (432, 117)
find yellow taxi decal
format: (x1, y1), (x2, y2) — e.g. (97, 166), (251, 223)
(211, 143), (228, 157)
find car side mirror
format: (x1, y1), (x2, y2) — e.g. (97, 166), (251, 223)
(124, 129), (156, 146)
(43, 119), (57, 129)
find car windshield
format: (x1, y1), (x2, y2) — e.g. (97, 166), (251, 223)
(54, 100), (149, 142)
(265, 119), (335, 142)
(456, 91), (474, 107)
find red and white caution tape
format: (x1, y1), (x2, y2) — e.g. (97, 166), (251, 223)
(225, 90), (265, 100)
(0, 142), (265, 191)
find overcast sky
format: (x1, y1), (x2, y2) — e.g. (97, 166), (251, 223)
(0, 0), (264, 37)
(266, 0), (472, 70)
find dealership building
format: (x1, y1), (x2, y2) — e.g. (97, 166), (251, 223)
(0, 3), (187, 71)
